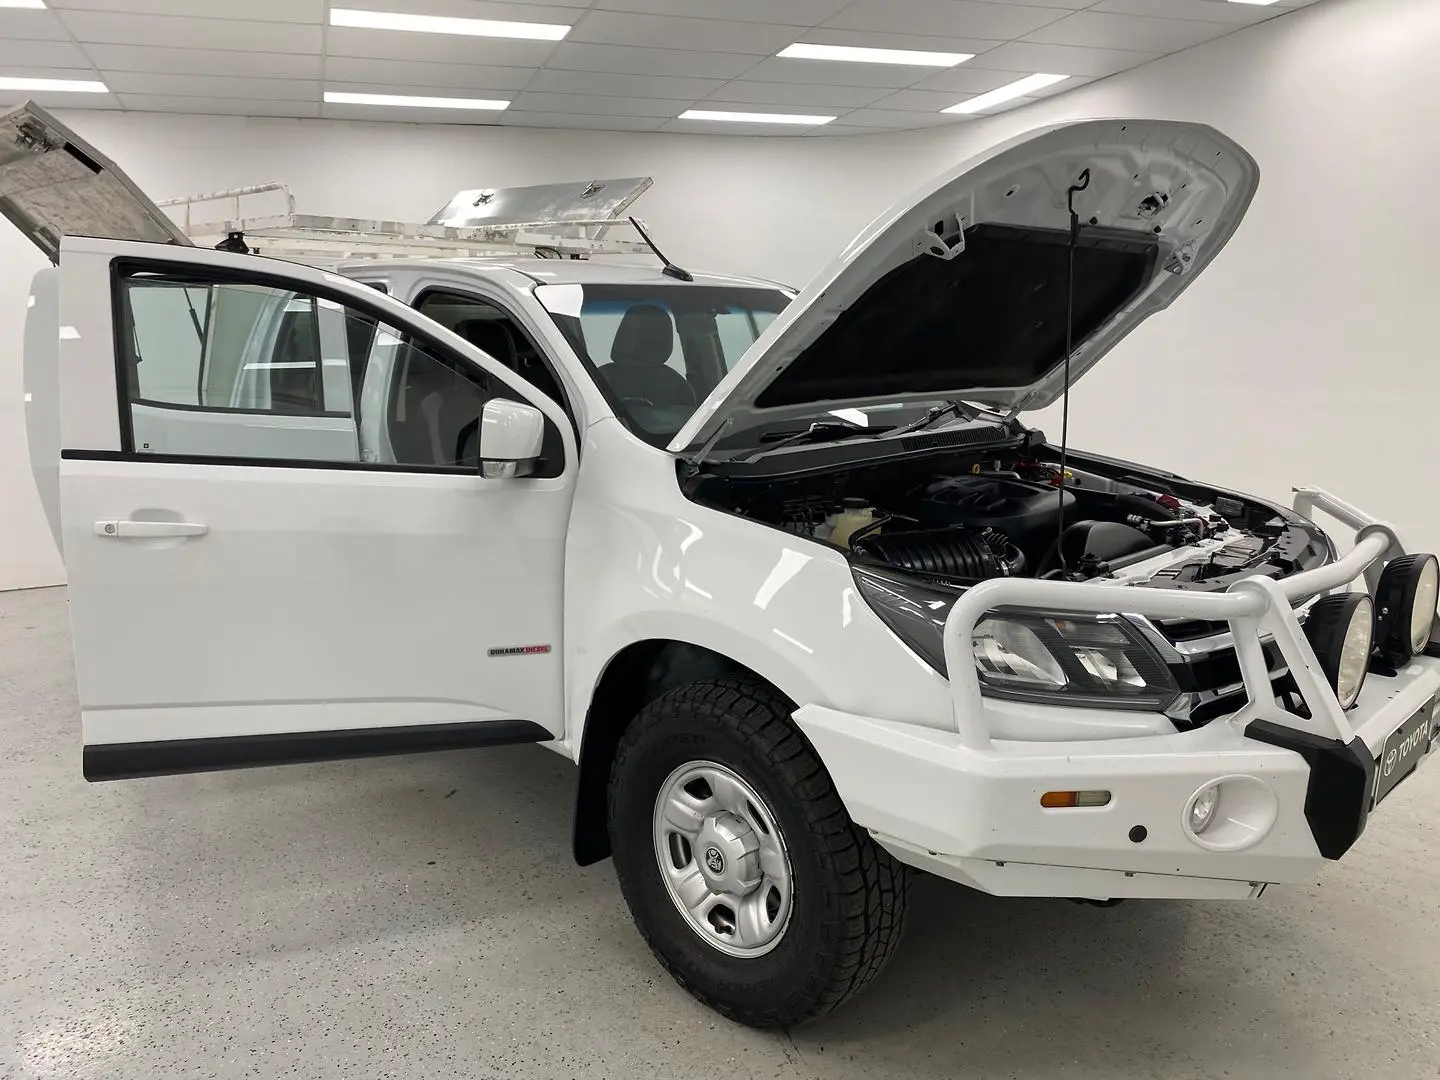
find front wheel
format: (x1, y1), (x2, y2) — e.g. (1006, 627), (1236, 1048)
(607, 677), (909, 1028)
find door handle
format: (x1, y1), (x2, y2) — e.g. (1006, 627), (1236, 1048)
(95, 520), (208, 539)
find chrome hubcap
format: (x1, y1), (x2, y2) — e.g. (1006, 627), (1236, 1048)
(652, 761), (793, 957)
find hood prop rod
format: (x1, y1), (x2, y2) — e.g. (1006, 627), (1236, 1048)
(1054, 167), (1091, 575)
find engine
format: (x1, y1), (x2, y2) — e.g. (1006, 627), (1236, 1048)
(695, 454), (1272, 587)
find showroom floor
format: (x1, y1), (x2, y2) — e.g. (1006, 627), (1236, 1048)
(3, 586), (1438, 1080)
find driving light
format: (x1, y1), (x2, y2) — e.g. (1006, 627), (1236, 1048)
(1189, 783), (1220, 835)
(1303, 592), (1373, 709)
(1375, 553), (1439, 662)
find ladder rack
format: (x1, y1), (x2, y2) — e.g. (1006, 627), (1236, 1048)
(156, 177), (658, 266)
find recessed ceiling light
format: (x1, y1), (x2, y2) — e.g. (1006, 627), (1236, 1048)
(942, 73), (1069, 115)
(329, 8), (569, 41)
(0, 75), (108, 92)
(0, 1), (48, 8)
(1227, 1), (1281, 5)
(777, 43), (973, 67)
(325, 91), (510, 110)
(678, 109), (836, 126)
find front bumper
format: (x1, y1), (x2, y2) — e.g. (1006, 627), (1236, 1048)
(798, 487), (1440, 900)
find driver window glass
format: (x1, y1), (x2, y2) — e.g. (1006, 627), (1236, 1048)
(118, 270), (506, 471)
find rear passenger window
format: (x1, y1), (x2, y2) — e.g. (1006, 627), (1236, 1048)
(117, 271), (512, 471)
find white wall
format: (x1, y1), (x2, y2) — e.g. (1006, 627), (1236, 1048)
(3, 0), (1437, 588)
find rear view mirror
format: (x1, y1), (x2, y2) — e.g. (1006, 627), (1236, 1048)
(479, 398), (545, 479)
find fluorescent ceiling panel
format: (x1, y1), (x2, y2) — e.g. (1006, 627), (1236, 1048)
(1228, 0), (1281, 5)
(679, 109), (835, 125)
(778, 42), (973, 67)
(329, 8), (570, 41)
(0, 0), (47, 7)
(324, 91), (510, 110)
(0, 75), (108, 91)
(943, 72), (1068, 114)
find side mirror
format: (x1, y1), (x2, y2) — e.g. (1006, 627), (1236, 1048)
(478, 398), (545, 479)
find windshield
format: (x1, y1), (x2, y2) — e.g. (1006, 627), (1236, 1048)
(536, 282), (790, 444)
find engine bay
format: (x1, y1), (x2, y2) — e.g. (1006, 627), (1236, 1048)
(687, 445), (1333, 593)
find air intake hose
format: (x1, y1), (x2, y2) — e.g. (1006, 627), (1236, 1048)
(853, 527), (1024, 582)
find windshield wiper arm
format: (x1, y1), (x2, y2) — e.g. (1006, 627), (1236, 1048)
(883, 400), (971, 439)
(740, 419), (876, 463)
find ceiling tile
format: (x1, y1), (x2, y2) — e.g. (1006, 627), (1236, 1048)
(52, 0), (323, 22)
(737, 56), (934, 89)
(965, 41), (1157, 77)
(703, 80), (888, 108)
(1087, 0), (1286, 24)
(593, 0), (852, 25)
(569, 11), (801, 54)
(822, 0), (1069, 39)
(802, 124), (896, 137)
(84, 43), (321, 78)
(910, 64), (1035, 94)
(324, 57), (534, 92)
(104, 73), (320, 100)
(946, 0), (1086, 6)
(829, 108), (964, 128)
(0, 38), (93, 69)
(525, 68), (726, 99)
(1023, 11), (1234, 52)
(325, 27), (559, 67)
(794, 28), (1007, 56)
(868, 87), (977, 112)
(509, 91), (698, 118)
(321, 102), (508, 125)
(497, 112), (670, 132)
(0, 10), (71, 42)
(543, 42), (761, 79)
(0, 90), (121, 109)
(116, 94), (320, 117)
(61, 12), (322, 52)
(325, 81), (520, 103)
(662, 116), (838, 136)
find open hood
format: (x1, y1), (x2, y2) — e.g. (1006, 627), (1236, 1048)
(669, 118), (1257, 457)
(0, 101), (191, 264)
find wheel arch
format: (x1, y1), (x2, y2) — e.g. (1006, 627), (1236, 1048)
(571, 635), (809, 866)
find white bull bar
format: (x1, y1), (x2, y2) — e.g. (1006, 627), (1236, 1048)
(942, 486), (1406, 750)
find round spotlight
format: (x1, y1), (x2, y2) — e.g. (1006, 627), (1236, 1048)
(1376, 553), (1439, 661)
(1303, 592), (1373, 709)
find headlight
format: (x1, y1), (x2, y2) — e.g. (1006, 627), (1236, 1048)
(1302, 592), (1373, 709)
(852, 568), (1178, 711)
(1375, 553), (1439, 662)
(972, 610), (1178, 711)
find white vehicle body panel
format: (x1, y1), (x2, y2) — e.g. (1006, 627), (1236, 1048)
(54, 237), (578, 753)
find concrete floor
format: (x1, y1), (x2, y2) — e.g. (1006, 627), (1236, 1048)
(2, 586), (1438, 1080)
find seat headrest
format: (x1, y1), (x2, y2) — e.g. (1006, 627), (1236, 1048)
(610, 304), (675, 367)
(454, 319), (516, 367)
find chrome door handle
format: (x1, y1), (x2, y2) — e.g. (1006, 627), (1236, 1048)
(95, 520), (208, 538)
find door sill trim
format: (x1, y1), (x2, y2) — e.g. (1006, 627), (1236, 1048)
(83, 719), (552, 781)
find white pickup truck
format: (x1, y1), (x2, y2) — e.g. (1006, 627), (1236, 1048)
(5, 103), (1437, 1028)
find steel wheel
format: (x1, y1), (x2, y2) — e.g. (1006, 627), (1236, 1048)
(651, 759), (794, 958)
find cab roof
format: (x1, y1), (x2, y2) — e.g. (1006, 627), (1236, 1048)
(338, 255), (791, 293)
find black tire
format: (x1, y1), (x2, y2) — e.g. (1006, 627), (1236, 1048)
(607, 676), (909, 1028)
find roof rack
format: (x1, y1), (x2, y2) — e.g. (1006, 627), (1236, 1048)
(156, 176), (658, 266)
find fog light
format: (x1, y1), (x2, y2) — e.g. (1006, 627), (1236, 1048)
(1376, 553), (1439, 662)
(1183, 776), (1279, 851)
(1189, 783), (1220, 835)
(1303, 592), (1374, 709)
